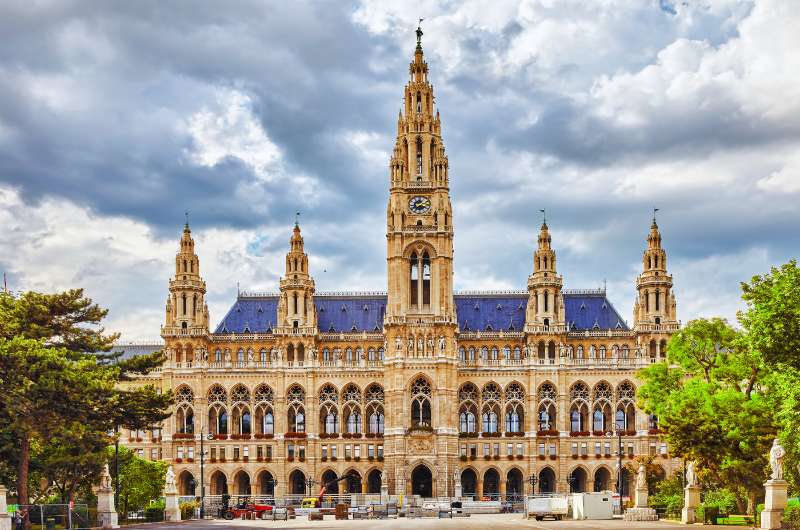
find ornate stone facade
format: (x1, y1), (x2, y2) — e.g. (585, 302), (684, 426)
(123, 27), (681, 501)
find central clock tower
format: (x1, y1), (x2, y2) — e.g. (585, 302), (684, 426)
(384, 25), (459, 498)
(385, 25), (455, 326)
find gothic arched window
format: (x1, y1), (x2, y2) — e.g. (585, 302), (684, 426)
(416, 137), (423, 176)
(422, 251), (431, 306)
(410, 252), (419, 307)
(410, 377), (432, 428)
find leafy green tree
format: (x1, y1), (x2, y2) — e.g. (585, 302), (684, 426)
(106, 446), (167, 517)
(739, 261), (800, 490)
(0, 289), (171, 509)
(739, 260), (800, 369)
(0, 336), (116, 507)
(638, 318), (775, 513)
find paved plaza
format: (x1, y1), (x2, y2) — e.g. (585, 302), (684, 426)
(133, 514), (731, 529)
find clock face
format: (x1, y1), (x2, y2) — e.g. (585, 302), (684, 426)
(408, 196), (432, 214)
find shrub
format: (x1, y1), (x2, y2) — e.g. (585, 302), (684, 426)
(180, 500), (199, 520)
(702, 488), (736, 516)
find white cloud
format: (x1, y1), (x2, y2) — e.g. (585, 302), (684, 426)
(185, 88), (281, 178)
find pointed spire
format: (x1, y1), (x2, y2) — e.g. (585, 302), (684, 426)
(648, 209), (662, 249)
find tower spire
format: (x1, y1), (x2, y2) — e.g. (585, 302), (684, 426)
(164, 220), (208, 333)
(526, 217), (564, 332)
(278, 222), (316, 333)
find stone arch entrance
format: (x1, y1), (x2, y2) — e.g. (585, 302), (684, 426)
(257, 470), (275, 496)
(538, 467), (555, 494)
(506, 468), (523, 501)
(461, 469), (477, 499)
(346, 471), (362, 493)
(367, 469), (382, 494)
(321, 470), (339, 494)
(178, 470), (195, 496)
(594, 467), (611, 492)
(619, 467), (631, 498)
(411, 464), (433, 498)
(483, 468), (500, 500)
(233, 470), (251, 495)
(569, 467), (587, 493)
(289, 469), (306, 495)
(210, 470), (227, 495)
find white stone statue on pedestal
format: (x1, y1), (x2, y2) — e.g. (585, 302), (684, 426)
(770, 439), (785, 480)
(686, 461), (698, 487)
(763, 439), (789, 529)
(97, 464), (119, 529)
(163, 465), (180, 521)
(682, 461), (701, 524)
(453, 470), (462, 498)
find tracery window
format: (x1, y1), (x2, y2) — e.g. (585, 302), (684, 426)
(287, 384), (305, 433)
(505, 402), (523, 433)
(458, 383), (478, 434)
(410, 377), (432, 427)
(319, 384), (338, 404)
(365, 384), (385, 434)
(231, 384), (250, 404)
(537, 382), (557, 432)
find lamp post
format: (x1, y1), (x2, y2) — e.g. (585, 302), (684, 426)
(305, 478), (316, 497)
(606, 424), (624, 505)
(199, 430), (212, 518)
(527, 474), (538, 495)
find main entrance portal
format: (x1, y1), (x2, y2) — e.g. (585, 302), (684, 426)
(411, 465), (433, 498)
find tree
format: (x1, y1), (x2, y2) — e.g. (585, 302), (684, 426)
(739, 260), (800, 369)
(638, 318), (775, 513)
(0, 336), (116, 507)
(0, 289), (171, 509)
(739, 261), (800, 490)
(106, 446), (167, 517)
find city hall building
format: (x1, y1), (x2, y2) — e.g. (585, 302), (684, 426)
(124, 29), (681, 501)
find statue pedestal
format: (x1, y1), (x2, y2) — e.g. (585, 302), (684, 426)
(761, 480), (788, 530)
(624, 486), (657, 521)
(0, 486), (11, 530)
(681, 485), (701, 524)
(164, 489), (181, 521)
(96, 488), (119, 529)
(381, 485), (389, 498)
(635, 486), (648, 509)
(454, 483), (462, 498)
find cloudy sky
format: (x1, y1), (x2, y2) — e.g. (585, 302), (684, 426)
(0, 0), (797, 341)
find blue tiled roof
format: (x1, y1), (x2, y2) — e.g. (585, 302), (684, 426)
(316, 296), (386, 333)
(213, 291), (628, 334)
(215, 297), (280, 333)
(454, 294), (527, 332)
(563, 293), (628, 331)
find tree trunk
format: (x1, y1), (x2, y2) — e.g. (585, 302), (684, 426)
(17, 434), (30, 529)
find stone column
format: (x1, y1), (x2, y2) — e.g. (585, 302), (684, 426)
(96, 464), (119, 529)
(761, 479), (788, 530)
(681, 485), (700, 524)
(164, 466), (181, 522)
(0, 485), (11, 530)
